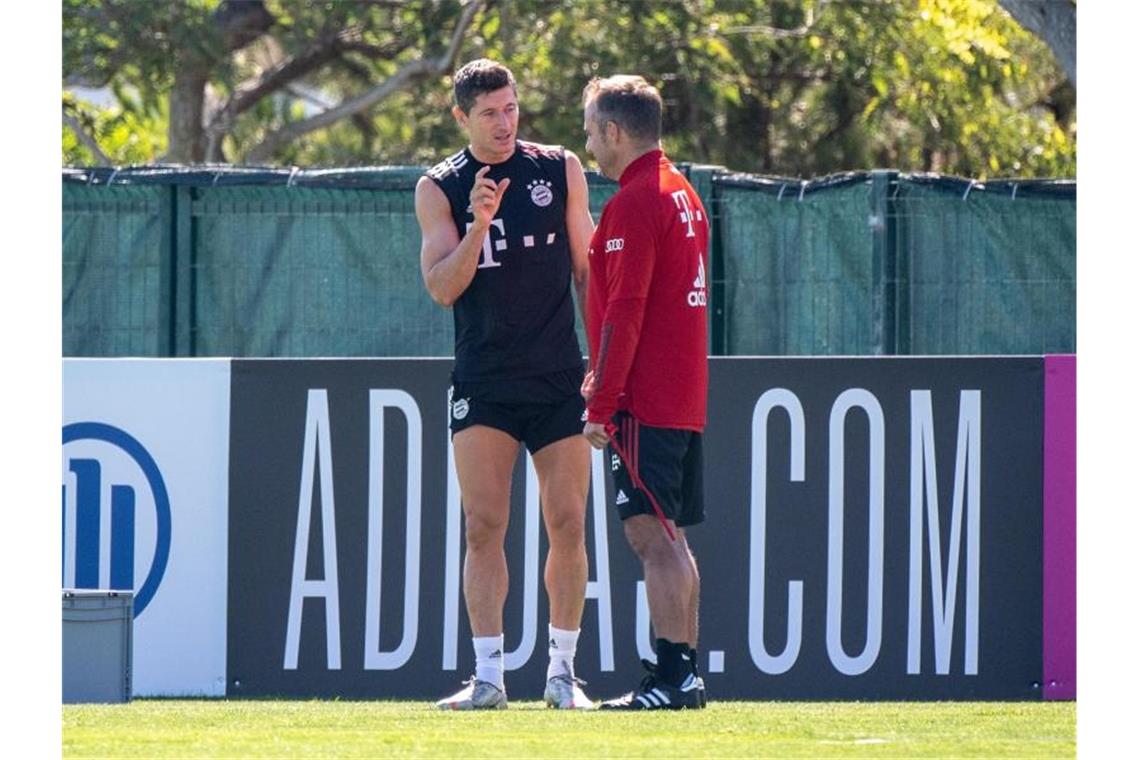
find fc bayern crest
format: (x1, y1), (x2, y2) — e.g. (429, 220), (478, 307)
(528, 180), (553, 207)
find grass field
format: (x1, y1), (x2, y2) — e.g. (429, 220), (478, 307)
(62, 699), (1075, 758)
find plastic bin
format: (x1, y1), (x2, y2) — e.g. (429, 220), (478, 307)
(62, 590), (133, 703)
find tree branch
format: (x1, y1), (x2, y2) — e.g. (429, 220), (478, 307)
(204, 28), (414, 161)
(63, 109), (112, 165)
(214, 0), (276, 53)
(718, 0), (830, 38)
(205, 33), (344, 160)
(340, 39), (410, 59)
(243, 0), (483, 163)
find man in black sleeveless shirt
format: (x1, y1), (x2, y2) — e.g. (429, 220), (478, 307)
(416, 59), (595, 710)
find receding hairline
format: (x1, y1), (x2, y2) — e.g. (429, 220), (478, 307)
(583, 74), (654, 101)
(582, 75), (662, 141)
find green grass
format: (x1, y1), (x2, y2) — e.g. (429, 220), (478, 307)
(63, 700), (1075, 758)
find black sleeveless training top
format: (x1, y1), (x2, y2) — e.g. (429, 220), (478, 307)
(426, 140), (584, 382)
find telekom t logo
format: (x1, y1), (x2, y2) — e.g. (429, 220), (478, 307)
(671, 190), (701, 238)
(466, 219), (507, 268)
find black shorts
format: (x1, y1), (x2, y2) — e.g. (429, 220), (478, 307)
(449, 366), (586, 455)
(606, 412), (705, 527)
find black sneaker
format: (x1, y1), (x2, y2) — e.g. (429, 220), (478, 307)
(685, 649), (707, 709)
(599, 659), (701, 710)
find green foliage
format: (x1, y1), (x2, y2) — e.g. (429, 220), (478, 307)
(63, 93), (167, 165)
(62, 0), (1076, 178)
(63, 699), (1075, 758)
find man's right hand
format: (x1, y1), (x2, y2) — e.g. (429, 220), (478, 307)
(469, 165), (511, 227)
(583, 421), (610, 449)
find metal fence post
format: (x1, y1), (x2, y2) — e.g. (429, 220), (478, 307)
(157, 186), (176, 357)
(708, 176), (726, 356)
(172, 185), (195, 357)
(869, 170), (899, 355)
(682, 164), (725, 355)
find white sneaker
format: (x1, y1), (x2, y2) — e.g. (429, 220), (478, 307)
(544, 674), (594, 709)
(436, 677), (508, 710)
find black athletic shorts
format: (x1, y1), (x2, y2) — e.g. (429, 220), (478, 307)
(606, 411), (705, 527)
(449, 365), (586, 455)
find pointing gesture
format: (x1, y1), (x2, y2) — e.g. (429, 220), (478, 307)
(470, 165), (511, 227)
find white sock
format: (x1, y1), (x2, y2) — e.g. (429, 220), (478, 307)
(547, 625), (580, 680)
(473, 635), (505, 689)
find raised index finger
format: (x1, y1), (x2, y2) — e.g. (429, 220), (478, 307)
(472, 164), (496, 192)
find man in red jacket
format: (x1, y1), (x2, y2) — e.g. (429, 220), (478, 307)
(580, 75), (709, 710)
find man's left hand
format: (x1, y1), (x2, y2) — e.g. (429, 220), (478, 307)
(580, 370), (596, 402)
(583, 421), (609, 449)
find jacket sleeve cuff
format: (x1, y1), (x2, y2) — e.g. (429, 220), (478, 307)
(586, 407), (614, 425)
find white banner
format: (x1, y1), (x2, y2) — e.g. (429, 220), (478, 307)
(62, 359), (230, 696)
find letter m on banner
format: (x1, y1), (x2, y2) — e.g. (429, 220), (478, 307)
(907, 390), (981, 676)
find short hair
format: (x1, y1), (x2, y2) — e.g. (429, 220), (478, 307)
(452, 59), (517, 113)
(582, 75), (662, 143)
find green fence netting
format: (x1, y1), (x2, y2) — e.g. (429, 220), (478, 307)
(190, 184), (444, 357)
(63, 183), (171, 356)
(894, 177), (1076, 355)
(715, 174), (878, 355)
(61, 165), (1074, 358)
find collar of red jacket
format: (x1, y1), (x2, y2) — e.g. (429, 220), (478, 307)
(618, 149), (665, 187)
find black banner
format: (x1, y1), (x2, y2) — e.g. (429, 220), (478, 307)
(228, 357), (1043, 700)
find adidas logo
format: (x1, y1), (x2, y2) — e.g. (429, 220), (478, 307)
(447, 151), (468, 173)
(616, 489), (629, 505)
(637, 689), (671, 708)
(687, 253), (707, 307)
(489, 649), (502, 659)
(549, 639), (558, 649)
(426, 149), (468, 180)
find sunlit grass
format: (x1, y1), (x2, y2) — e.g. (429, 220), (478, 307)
(63, 699), (1075, 758)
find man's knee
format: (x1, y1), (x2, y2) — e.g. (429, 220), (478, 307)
(677, 530), (700, 581)
(623, 515), (679, 565)
(542, 495), (586, 547)
(464, 506), (508, 551)
(534, 440), (589, 549)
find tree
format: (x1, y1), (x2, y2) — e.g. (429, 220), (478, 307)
(477, 0), (1074, 177)
(64, 0), (485, 164)
(63, 0), (1075, 178)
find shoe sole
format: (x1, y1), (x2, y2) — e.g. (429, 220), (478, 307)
(437, 701), (508, 710)
(599, 703), (697, 711)
(599, 693), (701, 710)
(545, 699), (594, 709)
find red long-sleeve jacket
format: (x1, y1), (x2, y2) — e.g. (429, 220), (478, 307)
(585, 150), (709, 431)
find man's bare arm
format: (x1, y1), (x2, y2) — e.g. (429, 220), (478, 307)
(416, 166), (510, 306)
(564, 150), (594, 328)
